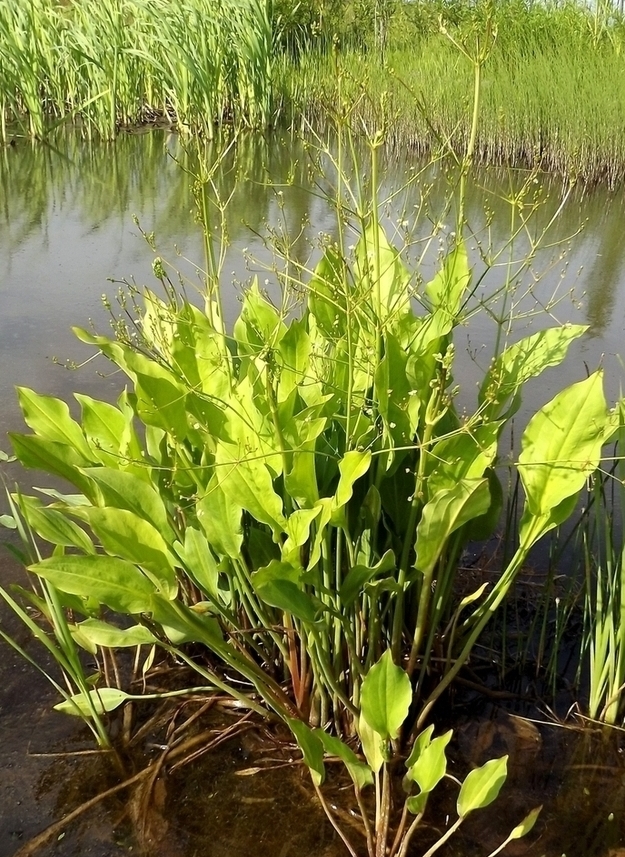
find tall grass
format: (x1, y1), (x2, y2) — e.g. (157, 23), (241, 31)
(4, 0), (625, 182)
(0, 0), (272, 140)
(276, 1), (625, 185)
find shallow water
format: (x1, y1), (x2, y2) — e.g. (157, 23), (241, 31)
(2, 129), (625, 856)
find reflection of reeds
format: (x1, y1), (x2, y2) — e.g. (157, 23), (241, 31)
(0, 0), (272, 141)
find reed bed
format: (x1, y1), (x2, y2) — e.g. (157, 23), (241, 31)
(3, 0), (625, 181)
(0, 0), (272, 140)
(276, 2), (625, 186)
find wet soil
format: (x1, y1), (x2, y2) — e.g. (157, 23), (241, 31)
(3, 611), (625, 857)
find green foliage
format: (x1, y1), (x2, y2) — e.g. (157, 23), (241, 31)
(1, 114), (615, 851)
(276, 0), (625, 185)
(0, 0), (272, 141)
(583, 400), (625, 724)
(5, 149), (606, 737)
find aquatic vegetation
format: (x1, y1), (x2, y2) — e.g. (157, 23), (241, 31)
(582, 402), (625, 725)
(1, 117), (616, 850)
(3, 0), (625, 182)
(2, 14), (622, 847)
(276, 0), (625, 185)
(0, 0), (272, 140)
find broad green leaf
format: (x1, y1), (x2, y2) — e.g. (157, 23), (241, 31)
(31, 555), (156, 614)
(76, 393), (142, 468)
(425, 241), (470, 317)
(426, 423), (501, 498)
(197, 475), (243, 559)
(277, 318), (311, 402)
(252, 560), (317, 622)
(16, 387), (92, 459)
(192, 310), (232, 400)
(282, 506), (323, 566)
(284, 437), (322, 509)
(307, 498), (333, 570)
(10, 435), (94, 497)
(78, 507), (178, 598)
(54, 687), (131, 716)
(457, 756), (508, 818)
(339, 550), (396, 606)
(360, 650), (411, 740)
(149, 596), (223, 648)
(518, 372), (607, 518)
(405, 724), (435, 769)
(287, 718), (325, 786)
(374, 333), (414, 471)
(518, 492), (578, 550)
(331, 450), (372, 525)
(233, 278), (287, 353)
(406, 792), (429, 815)
(314, 730), (373, 791)
(357, 715), (385, 774)
(75, 619), (156, 648)
(406, 729), (452, 794)
(479, 325), (588, 419)
(82, 467), (174, 541)
(414, 479), (490, 578)
(216, 442), (286, 539)
(308, 246), (347, 339)
(175, 527), (220, 600)
(17, 495), (94, 554)
(509, 805), (542, 840)
(122, 348), (189, 441)
(355, 223), (411, 322)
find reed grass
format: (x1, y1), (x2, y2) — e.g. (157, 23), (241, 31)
(3, 1), (625, 177)
(276, 1), (625, 186)
(0, 0), (272, 140)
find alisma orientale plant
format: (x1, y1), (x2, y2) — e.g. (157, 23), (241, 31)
(1, 133), (614, 850)
(1, 16), (621, 855)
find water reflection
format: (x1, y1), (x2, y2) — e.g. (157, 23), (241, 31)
(1, 129), (625, 429)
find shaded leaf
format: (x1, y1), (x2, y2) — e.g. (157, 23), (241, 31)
(314, 730), (373, 791)
(287, 718), (325, 786)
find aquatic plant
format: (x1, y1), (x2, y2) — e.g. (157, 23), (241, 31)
(1, 118), (616, 850)
(3, 11), (621, 847)
(0, 0), (272, 140)
(275, 0), (625, 185)
(581, 402), (625, 724)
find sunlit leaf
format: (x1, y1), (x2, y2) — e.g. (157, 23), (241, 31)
(360, 650), (411, 740)
(479, 325), (588, 419)
(519, 371), (607, 517)
(457, 756), (508, 818)
(406, 729), (452, 794)
(75, 619), (156, 648)
(414, 479), (490, 578)
(357, 715), (385, 774)
(54, 687), (131, 716)
(31, 555), (156, 614)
